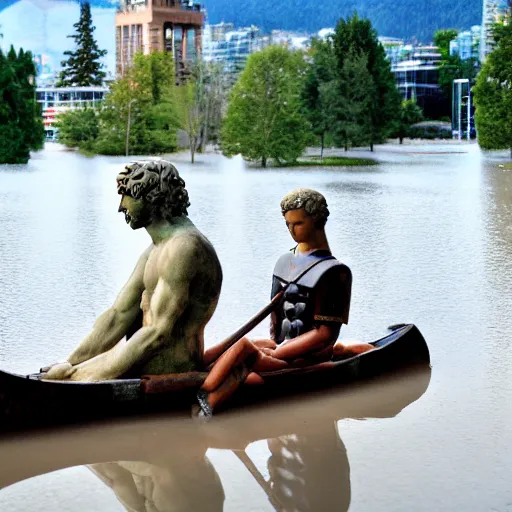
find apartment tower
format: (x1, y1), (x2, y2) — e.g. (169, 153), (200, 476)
(480, 0), (508, 61)
(116, 0), (204, 76)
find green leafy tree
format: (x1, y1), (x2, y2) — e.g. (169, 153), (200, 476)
(0, 46), (44, 164)
(393, 100), (424, 143)
(54, 108), (99, 150)
(434, 29), (459, 58)
(473, 19), (512, 156)
(222, 45), (310, 167)
(333, 13), (402, 151)
(94, 52), (177, 156)
(57, 1), (107, 87)
(175, 82), (201, 163)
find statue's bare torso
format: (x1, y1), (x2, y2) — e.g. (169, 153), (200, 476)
(41, 160), (222, 382)
(136, 229), (222, 375)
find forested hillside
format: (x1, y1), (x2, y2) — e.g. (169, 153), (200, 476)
(204, 0), (482, 42)
(1, 0), (483, 43)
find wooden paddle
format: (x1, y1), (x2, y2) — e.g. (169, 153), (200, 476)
(202, 290), (285, 367)
(203, 255), (335, 366)
(142, 256), (333, 394)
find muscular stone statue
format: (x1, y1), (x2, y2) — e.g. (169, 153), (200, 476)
(42, 160), (222, 382)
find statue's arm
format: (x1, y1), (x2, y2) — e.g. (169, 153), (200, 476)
(54, 239), (196, 381)
(66, 247), (150, 366)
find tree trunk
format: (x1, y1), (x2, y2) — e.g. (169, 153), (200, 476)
(262, 156), (267, 168)
(320, 133), (324, 160)
(200, 93), (210, 154)
(190, 137), (196, 164)
(125, 102), (132, 157)
(510, 146), (512, 159)
(370, 142), (374, 152)
(399, 136), (404, 144)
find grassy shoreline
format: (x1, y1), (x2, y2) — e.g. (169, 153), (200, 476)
(280, 156), (379, 167)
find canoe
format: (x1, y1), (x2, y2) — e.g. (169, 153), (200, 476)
(0, 324), (429, 432)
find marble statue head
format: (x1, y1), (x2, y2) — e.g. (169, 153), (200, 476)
(116, 160), (190, 228)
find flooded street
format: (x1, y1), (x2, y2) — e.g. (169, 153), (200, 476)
(0, 143), (511, 510)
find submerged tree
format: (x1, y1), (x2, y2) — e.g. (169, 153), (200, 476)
(94, 51), (178, 156)
(222, 45), (310, 167)
(57, 1), (107, 87)
(393, 99), (424, 144)
(333, 13), (401, 151)
(301, 37), (337, 158)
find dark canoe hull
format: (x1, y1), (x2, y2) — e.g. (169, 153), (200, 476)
(0, 324), (429, 431)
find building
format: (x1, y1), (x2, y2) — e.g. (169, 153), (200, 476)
(480, 0), (508, 61)
(391, 46), (448, 119)
(450, 26), (481, 60)
(116, 0), (204, 77)
(36, 86), (108, 141)
(379, 37), (407, 67)
(202, 23), (264, 76)
(270, 30), (311, 50)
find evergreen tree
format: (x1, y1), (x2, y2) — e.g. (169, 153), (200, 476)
(473, 19), (512, 156)
(333, 13), (401, 150)
(334, 52), (374, 151)
(57, 1), (107, 87)
(222, 46), (310, 167)
(0, 46), (44, 164)
(301, 37), (337, 158)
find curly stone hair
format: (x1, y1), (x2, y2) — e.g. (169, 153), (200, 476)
(116, 160), (190, 220)
(280, 188), (330, 227)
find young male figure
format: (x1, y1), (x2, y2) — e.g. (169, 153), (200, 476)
(42, 160), (222, 382)
(197, 188), (374, 416)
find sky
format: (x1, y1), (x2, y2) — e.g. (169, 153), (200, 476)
(0, 0), (117, 81)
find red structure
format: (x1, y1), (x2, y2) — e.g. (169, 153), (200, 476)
(116, 0), (204, 76)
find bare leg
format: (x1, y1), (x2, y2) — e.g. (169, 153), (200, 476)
(198, 338), (288, 416)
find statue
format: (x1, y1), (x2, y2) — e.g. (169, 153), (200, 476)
(42, 160), (222, 381)
(197, 188), (375, 416)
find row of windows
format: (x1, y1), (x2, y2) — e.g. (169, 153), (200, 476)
(36, 91), (106, 102)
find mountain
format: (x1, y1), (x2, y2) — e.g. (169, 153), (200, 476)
(204, 0), (483, 42)
(0, 0), (117, 12)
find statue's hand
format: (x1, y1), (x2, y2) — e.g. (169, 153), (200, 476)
(40, 361), (67, 373)
(41, 361), (75, 381)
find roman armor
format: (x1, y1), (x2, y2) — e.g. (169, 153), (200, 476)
(271, 250), (352, 343)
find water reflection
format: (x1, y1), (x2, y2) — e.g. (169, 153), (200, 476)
(89, 456), (225, 511)
(0, 368), (429, 511)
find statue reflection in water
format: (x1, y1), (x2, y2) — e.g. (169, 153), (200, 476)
(89, 448), (225, 512)
(87, 367), (430, 512)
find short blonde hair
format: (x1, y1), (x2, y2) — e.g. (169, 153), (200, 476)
(280, 188), (330, 227)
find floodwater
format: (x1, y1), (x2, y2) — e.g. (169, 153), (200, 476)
(0, 143), (511, 511)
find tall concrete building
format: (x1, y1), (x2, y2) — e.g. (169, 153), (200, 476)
(116, 0), (204, 76)
(480, 0), (508, 61)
